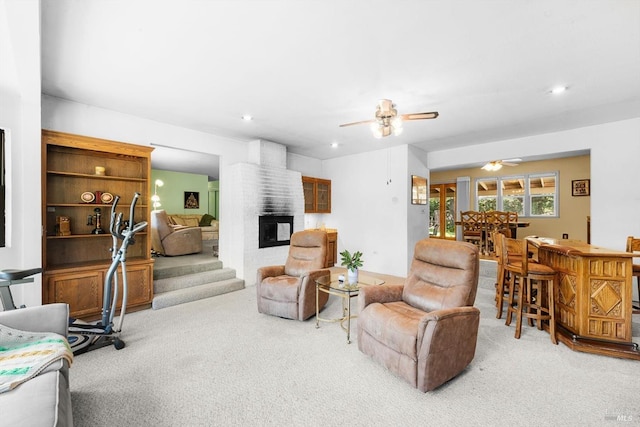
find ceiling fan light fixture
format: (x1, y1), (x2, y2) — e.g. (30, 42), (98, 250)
(482, 161), (503, 171)
(391, 116), (403, 129)
(341, 99), (438, 138)
(371, 123), (383, 139)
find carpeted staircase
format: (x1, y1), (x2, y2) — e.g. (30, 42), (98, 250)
(152, 252), (245, 310)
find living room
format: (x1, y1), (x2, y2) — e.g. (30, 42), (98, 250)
(1, 1), (640, 425)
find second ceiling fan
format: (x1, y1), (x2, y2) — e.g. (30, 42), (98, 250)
(481, 159), (522, 171)
(340, 99), (438, 138)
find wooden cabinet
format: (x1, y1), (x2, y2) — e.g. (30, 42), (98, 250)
(302, 176), (331, 213)
(42, 130), (154, 319)
(326, 230), (337, 267)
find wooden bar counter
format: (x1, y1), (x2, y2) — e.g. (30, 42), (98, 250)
(527, 237), (639, 360)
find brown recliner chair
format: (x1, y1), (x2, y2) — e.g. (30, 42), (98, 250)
(357, 238), (480, 392)
(151, 210), (203, 256)
(256, 230), (330, 320)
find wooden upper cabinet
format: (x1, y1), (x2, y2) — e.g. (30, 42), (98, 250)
(303, 178), (316, 212)
(302, 176), (331, 213)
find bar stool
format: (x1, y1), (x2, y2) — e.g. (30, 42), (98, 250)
(494, 232), (521, 319)
(626, 236), (640, 314)
(504, 237), (558, 344)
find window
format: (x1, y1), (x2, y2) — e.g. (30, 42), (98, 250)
(529, 174), (557, 216)
(476, 178), (497, 212)
(475, 172), (558, 217)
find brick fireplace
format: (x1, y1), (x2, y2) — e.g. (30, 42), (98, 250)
(258, 215), (293, 248)
(226, 140), (304, 283)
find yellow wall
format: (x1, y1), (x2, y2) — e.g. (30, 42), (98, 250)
(431, 155), (590, 241)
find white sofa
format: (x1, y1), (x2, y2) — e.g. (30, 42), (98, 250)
(0, 304), (73, 427)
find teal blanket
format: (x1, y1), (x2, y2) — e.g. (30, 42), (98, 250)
(0, 323), (73, 393)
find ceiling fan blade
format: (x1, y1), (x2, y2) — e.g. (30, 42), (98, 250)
(401, 111), (439, 121)
(339, 119), (374, 127)
(502, 162), (519, 166)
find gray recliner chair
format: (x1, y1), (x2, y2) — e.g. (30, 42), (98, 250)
(357, 238), (480, 392)
(256, 230), (330, 320)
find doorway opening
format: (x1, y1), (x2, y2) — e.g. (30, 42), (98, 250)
(429, 183), (456, 240)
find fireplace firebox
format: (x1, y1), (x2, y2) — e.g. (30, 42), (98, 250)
(259, 215), (293, 248)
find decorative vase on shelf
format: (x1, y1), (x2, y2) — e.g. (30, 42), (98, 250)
(347, 268), (359, 285)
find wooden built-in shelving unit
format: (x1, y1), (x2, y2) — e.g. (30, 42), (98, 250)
(42, 130), (154, 319)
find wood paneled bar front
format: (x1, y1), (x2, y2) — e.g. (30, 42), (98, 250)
(527, 237), (639, 360)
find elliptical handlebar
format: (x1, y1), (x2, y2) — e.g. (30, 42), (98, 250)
(128, 192), (140, 233)
(122, 192), (146, 237)
(109, 195), (124, 240)
(107, 193), (148, 241)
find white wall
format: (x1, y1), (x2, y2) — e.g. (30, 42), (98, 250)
(406, 145), (430, 271)
(287, 152), (323, 177)
(427, 118), (640, 252)
(0, 0), (42, 307)
(322, 146), (412, 277)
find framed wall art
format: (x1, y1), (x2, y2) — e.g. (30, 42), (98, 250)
(571, 179), (590, 197)
(184, 191), (200, 209)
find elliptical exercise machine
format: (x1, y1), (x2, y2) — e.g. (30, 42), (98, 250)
(68, 192), (147, 355)
(0, 268), (43, 311)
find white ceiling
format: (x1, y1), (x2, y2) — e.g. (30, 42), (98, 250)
(40, 1), (640, 178)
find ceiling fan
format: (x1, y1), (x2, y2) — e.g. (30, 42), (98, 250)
(339, 99), (439, 138)
(481, 159), (522, 171)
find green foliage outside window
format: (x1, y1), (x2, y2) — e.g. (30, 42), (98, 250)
(478, 197), (496, 212)
(503, 197), (523, 215)
(531, 195), (555, 215)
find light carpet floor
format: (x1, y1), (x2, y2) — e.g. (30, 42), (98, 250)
(70, 275), (640, 427)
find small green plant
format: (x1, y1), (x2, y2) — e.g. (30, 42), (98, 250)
(340, 249), (363, 272)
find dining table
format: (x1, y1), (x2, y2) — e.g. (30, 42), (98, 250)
(455, 220), (530, 253)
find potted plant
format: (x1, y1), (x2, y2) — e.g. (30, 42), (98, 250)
(340, 249), (363, 284)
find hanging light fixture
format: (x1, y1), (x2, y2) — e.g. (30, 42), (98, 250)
(152, 179), (164, 209)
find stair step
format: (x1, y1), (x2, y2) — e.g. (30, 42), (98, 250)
(153, 256), (223, 280)
(152, 278), (245, 310)
(153, 267), (237, 294)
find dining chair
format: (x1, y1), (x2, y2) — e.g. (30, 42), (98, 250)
(485, 211), (511, 256)
(460, 211), (484, 251)
(507, 211), (518, 237)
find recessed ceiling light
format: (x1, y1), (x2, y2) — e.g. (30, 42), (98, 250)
(331, 142), (338, 148)
(241, 114), (253, 121)
(550, 86), (568, 95)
